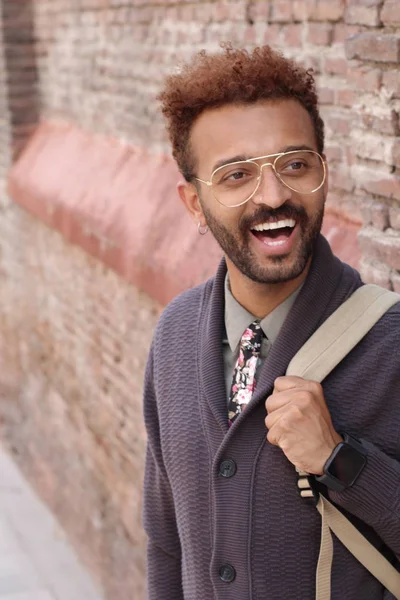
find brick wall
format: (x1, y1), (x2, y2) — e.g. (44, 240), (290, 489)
(0, 3), (11, 200)
(0, 204), (160, 599)
(0, 1), (399, 599)
(30, 0), (400, 278)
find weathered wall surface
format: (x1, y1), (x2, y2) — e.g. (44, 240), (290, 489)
(0, 204), (160, 599)
(27, 0), (400, 286)
(0, 1), (399, 599)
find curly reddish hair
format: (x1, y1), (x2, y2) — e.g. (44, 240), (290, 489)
(158, 44), (324, 181)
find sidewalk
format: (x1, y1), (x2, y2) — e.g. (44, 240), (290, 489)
(0, 448), (104, 600)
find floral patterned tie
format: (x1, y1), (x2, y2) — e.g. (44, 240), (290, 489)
(228, 320), (264, 425)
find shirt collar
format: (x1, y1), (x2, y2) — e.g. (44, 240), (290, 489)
(224, 275), (303, 352)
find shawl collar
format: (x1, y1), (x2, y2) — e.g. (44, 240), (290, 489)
(198, 235), (362, 432)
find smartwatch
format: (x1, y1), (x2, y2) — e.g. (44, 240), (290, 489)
(315, 433), (367, 492)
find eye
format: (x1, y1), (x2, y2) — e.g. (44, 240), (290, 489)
(289, 161), (305, 170)
(278, 158), (310, 176)
(227, 170), (247, 181)
(218, 167), (255, 185)
(286, 160), (307, 171)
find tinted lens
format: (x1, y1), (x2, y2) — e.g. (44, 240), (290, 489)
(275, 151), (325, 194)
(211, 161), (260, 207)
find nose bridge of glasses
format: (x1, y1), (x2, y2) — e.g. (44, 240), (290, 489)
(259, 160), (282, 184)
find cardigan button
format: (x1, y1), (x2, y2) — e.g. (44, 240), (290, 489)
(219, 459), (237, 478)
(219, 564), (236, 583)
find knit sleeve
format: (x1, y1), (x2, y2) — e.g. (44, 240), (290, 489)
(327, 313), (400, 560)
(142, 345), (184, 600)
(328, 439), (400, 559)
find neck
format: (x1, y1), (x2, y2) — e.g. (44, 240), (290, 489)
(226, 259), (311, 319)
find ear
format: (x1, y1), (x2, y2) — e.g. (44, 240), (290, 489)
(177, 180), (207, 227)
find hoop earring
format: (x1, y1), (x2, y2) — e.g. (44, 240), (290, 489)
(198, 223), (209, 235)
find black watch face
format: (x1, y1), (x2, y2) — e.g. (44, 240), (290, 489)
(329, 444), (366, 486)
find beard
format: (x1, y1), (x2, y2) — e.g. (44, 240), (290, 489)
(201, 200), (325, 284)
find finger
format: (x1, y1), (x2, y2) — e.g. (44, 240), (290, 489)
(265, 403), (288, 430)
(266, 420), (281, 446)
(273, 375), (310, 393)
(265, 388), (305, 413)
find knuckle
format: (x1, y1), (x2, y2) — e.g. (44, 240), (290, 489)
(290, 405), (303, 421)
(280, 413), (293, 429)
(310, 381), (323, 395)
(300, 393), (313, 407)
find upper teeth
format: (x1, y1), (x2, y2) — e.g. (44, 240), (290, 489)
(252, 219), (296, 231)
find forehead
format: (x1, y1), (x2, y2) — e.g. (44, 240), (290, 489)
(189, 99), (318, 175)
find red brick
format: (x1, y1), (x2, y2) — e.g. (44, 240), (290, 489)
(345, 32), (400, 63)
(330, 168), (355, 192)
(363, 174), (400, 202)
(345, 4), (381, 26)
(263, 24), (282, 46)
(361, 110), (400, 136)
(326, 114), (352, 135)
(302, 55), (321, 73)
(178, 4), (195, 21)
(347, 66), (382, 91)
(325, 191), (363, 224)
(336, 88), (356, 108)
(359, 197), (374, 226)
(314, 0), (345, 22)
(214, 1), (231, 22)
(381, 0), (400, 27)
(347, 0), (384, 6)
(307, 22), (334, 45)
(193, 3), (214, 23)
(225, 0), (247, 21)
(323, 57), (348, 76)
(333, 23), (361, 44)
(358, 227), (400, 270)
(392, 142), (400, 169)
(382, 70), (400, 98)
(292, 0), (317, 21)
(371, 202), (390, 231)
(244, 24), (256, 44)
(359, 258), (392, 289)
(322, 212), (361, 266)
(247, 0), (270, 22)
(318, 87), (335, 104)
(345, 147), (357, 166)
(389, 206), (400, 230)
(270, 0), (293, 22)
(325, 144), (343, 162)
(282, 24), (302, 46)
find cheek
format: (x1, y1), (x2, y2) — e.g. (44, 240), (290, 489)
(301, 191), (325, 216)
(202, 193), (245, 229)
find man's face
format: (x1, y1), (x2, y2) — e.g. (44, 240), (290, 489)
(182, 99), (328, 285)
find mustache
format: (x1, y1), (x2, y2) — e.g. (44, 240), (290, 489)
(240, 203), (308, 233)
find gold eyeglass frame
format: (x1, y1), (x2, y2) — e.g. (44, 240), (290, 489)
(194, 149), (326, 208)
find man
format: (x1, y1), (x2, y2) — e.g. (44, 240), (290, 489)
(142, 45), (400, 599)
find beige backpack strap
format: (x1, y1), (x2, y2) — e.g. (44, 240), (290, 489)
(286, 284), (400, 380)
(316, 495), (400, 599)
(286, 284), (400, 600)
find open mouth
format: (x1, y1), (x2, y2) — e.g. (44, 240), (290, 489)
(250, 218), (296, 246)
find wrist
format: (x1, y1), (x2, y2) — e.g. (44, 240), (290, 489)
(315, 433), (344, 476)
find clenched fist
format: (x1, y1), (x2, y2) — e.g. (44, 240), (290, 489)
(265, 376), (343, 475)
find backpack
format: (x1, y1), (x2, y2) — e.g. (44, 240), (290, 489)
(286, 284), (400, 600)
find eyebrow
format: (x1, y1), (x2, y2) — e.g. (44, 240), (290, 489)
(211, 144), (316, 173)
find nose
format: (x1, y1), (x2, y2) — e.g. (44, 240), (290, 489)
(250, 164), (292, 208)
